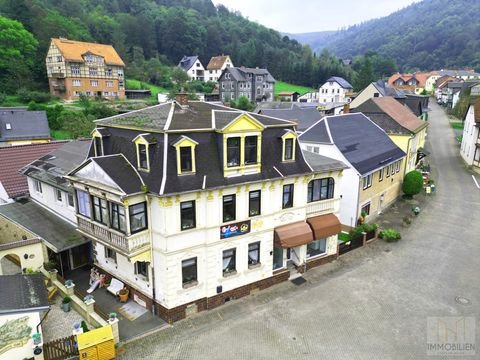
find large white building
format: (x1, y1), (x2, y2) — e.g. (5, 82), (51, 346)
(318, 76), (353, 104)
(460, 98), (480, 173)
(66, 96), (346, 322)
(205, 55), (233, 82)
(178, 55), (205, 81)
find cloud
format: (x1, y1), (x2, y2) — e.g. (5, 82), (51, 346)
(212, 0), (420, 33)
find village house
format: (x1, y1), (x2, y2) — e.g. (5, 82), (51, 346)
(297, 91), (319, 103)
(0, 108), (51, 146)
(46, 38), (125, 100)
(460, 97), (480, 174)
(353, 97), (428, 173)
(387, 72), (430, 94)
(218, 66), (275, 103)
(299, 113), (406, 227)
(425, 69), (480, 93)
(64, 96), (346, 322)
(318, 76), (353, 104)
(178, 56), (205, 81)
(205, 55), (233, 82)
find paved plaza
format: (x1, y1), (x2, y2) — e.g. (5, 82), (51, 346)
(118, 102), (480, 359)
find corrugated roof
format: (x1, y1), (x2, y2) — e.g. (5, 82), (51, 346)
(0, 142), (67, 199)
(52, 38), (125, 66)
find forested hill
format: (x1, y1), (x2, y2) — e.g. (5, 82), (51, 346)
(0, 0), (352, 91)
(289, 0), (480, 72)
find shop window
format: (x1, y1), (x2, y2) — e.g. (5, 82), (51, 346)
(307, 239), (326, 258)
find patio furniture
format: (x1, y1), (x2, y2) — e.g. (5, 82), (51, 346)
(107, 278), (124, 296)
(119, 288), (129, 303)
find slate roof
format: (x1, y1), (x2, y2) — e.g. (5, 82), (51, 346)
(0, 109), (51, 142)
(178, 55), (199, 71)
(0, 275), (49, 314)
(325, 76), (353, 89)
(299, 113), (405, 175)
(259, 106), (323, 132)
(206, 55), (230, 70)
(0, 142), (66, 200)
(302, 151), (347, 172)
(71, 101), (326, 196)
(433, 69), (480, 78)
(52, 38), (124, 66)
(96, 103), (173, 130)
(373, 80), (409, 98)
(354, 97), (427, 134)
(0, 201), (88, 252)
(224, 67), (275, 82)
(20, 140), (91, 192)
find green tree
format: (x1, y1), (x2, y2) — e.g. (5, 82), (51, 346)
(59, 111), (95, 139)
(0, 16), (38, 91)
(402, 170), (424, 198)
(230, 96), (255, 112)
(353, 58), (374, 91)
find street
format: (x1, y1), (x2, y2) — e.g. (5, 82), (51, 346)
(118, 102), (480, 360)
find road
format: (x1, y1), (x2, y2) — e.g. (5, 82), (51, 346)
(119, 102), (480, 360)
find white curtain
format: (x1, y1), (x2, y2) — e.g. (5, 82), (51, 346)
(223, 257), (232, 270)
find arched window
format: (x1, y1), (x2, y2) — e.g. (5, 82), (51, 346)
(307, 178), (335, 203)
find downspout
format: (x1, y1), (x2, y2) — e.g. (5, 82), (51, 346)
(404, 135), (413, 175)
(36, 307), (51, 334)
(145, 193), (156, 316)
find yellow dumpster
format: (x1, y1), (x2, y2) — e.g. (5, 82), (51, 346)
(77, 325), (116, 360)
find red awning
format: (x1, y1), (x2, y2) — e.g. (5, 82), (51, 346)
(274, 222), (314, 248)
(307, 214), (342, 239)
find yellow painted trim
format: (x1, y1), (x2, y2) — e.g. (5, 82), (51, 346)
(222, 132), (262, 177)
(282, 131), (297, 162)
(221, 114), (264, 133)
(134, 136), (150, 172)
(91, 130), (104, 157)
(130, 250), (151, 263)
(174, 137), (197, 175)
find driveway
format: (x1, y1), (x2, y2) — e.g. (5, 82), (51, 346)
(118, 102), (480, 359)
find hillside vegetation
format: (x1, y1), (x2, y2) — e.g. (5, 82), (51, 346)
(274, 81), (316, 96)
(290, 0), (480, 72)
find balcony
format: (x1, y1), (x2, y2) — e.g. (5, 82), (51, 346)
(52, 72), (65, 78)
(53, 84), (66, 91)
(77, 217), (150, 256)
(306, 198), (340, 216)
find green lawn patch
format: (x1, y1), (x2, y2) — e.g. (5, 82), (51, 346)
(51, 130), (73, 140)
(338, 232), (350, 242)
(126, 79), (168, 98)
(450, 122), (464, 130)
(274, 81), (316, 97)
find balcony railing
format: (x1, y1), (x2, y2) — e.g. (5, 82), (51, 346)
(306, 198), (340, 216)
(77, 217), (149, 255)
(52, 72), (65, 78)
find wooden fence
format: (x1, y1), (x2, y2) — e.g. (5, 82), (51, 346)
(43, 335), (78, 360)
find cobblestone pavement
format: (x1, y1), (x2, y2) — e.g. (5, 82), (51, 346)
(42, 294), (92, 342)
(118, 102), (480, 360)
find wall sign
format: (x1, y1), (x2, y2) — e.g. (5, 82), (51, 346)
(220, 220), (251, 239)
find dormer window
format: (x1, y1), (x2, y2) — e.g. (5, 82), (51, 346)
(173, 136), (198, 175)
(227, 137), (241, 167)
(138, 144), (148, 169)
(94, 136), (103, 156)
(244, 136), (258, 164)
(281, 130), (297, 162)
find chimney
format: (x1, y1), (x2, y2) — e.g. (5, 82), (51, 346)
(175, 93), (188, 106)
(343, 104), (350, 114)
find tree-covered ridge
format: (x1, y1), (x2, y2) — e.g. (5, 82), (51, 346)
(0, 0), (354, 91)
(296, 0), (480, 72)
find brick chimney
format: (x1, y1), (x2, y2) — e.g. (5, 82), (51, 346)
(343, 104), (350, 114)
(175, 93), (188, 106)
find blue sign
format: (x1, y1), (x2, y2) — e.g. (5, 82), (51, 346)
(220, 220), (251, 239)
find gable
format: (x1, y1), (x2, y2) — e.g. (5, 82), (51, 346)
(222, 114), (264, 133)
(73, 160), (122, 192)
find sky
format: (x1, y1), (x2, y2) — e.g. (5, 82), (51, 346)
(212, 0), (421, 33)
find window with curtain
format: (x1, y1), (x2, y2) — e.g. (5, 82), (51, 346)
(307, 178), (335, 203)
(222, 248), (236, 274)
(248, 242), (260, 266)
(129, 202), (147, 233)
(249, 190), (261, 217)
(307, 238), (326, 258)
(76, 190), (90, 217)
(282, 184), (294, 209)
(135, 261), (149, 280)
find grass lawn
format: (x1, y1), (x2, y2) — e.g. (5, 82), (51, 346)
(450, 122), (464, 130)
(126, 79), (168, 98)
(51, 130), (73, 140)
(274, 81), (317, 97)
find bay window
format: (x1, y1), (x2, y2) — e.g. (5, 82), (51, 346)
(76, 190), (91, 217)
(93, 196), (108, 225)
(308, 178), (335, 202)
(110, 203), (126, 232)
(129, 202), (147, 234)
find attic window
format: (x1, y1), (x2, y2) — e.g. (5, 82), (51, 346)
(180, 147), (192, 172)
(281, 131), (297, 162)
(94, 136), (103, 156)
(138, 144), (148, 170)
(174, 136), (198, 175)
(5, 123), (11, 130)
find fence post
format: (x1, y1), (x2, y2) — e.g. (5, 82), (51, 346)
(84, 298), (95, 324)
(65, 281), (75, 296)
(362, 232), (367, 246)
(108, 318), (120, 344)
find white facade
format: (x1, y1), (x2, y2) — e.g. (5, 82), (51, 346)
(297, 92), (319, 103)
(460, 104), (479, 167)
(0, 312), (44, 360)
(27, 177), (77, 224)
(205, 56), (233, 82)
(319, 80), (351, 104)
(186, 59), (206, 81)
(350, 83), (381, 109)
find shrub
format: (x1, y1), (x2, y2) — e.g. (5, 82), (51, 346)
(379, 228), (401, 242)
(402, 170), (424, 198)
(0, 92), (7, 103)
(350, 223), (378, 238)
(16, 88), (51, 103)
(62, 296), (72, 304)
(81, 320), (89, 333)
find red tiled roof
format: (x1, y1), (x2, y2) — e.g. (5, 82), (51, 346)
(0, 142), (67, 199)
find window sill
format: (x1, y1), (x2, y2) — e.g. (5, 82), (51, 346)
(222, 270), (237, 278)
(179, 171), (196, 176)
(135, 275), (149, 283)
(182, 280), (198, 289)
(248, 263), (261, 270)
(306, 252), (327, 261)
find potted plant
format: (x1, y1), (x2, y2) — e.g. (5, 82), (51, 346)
(62, 296), (72, 312)
(118, 288), (129, 303)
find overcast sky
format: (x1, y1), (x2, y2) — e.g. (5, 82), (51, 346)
(212, 0), (421, 33)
